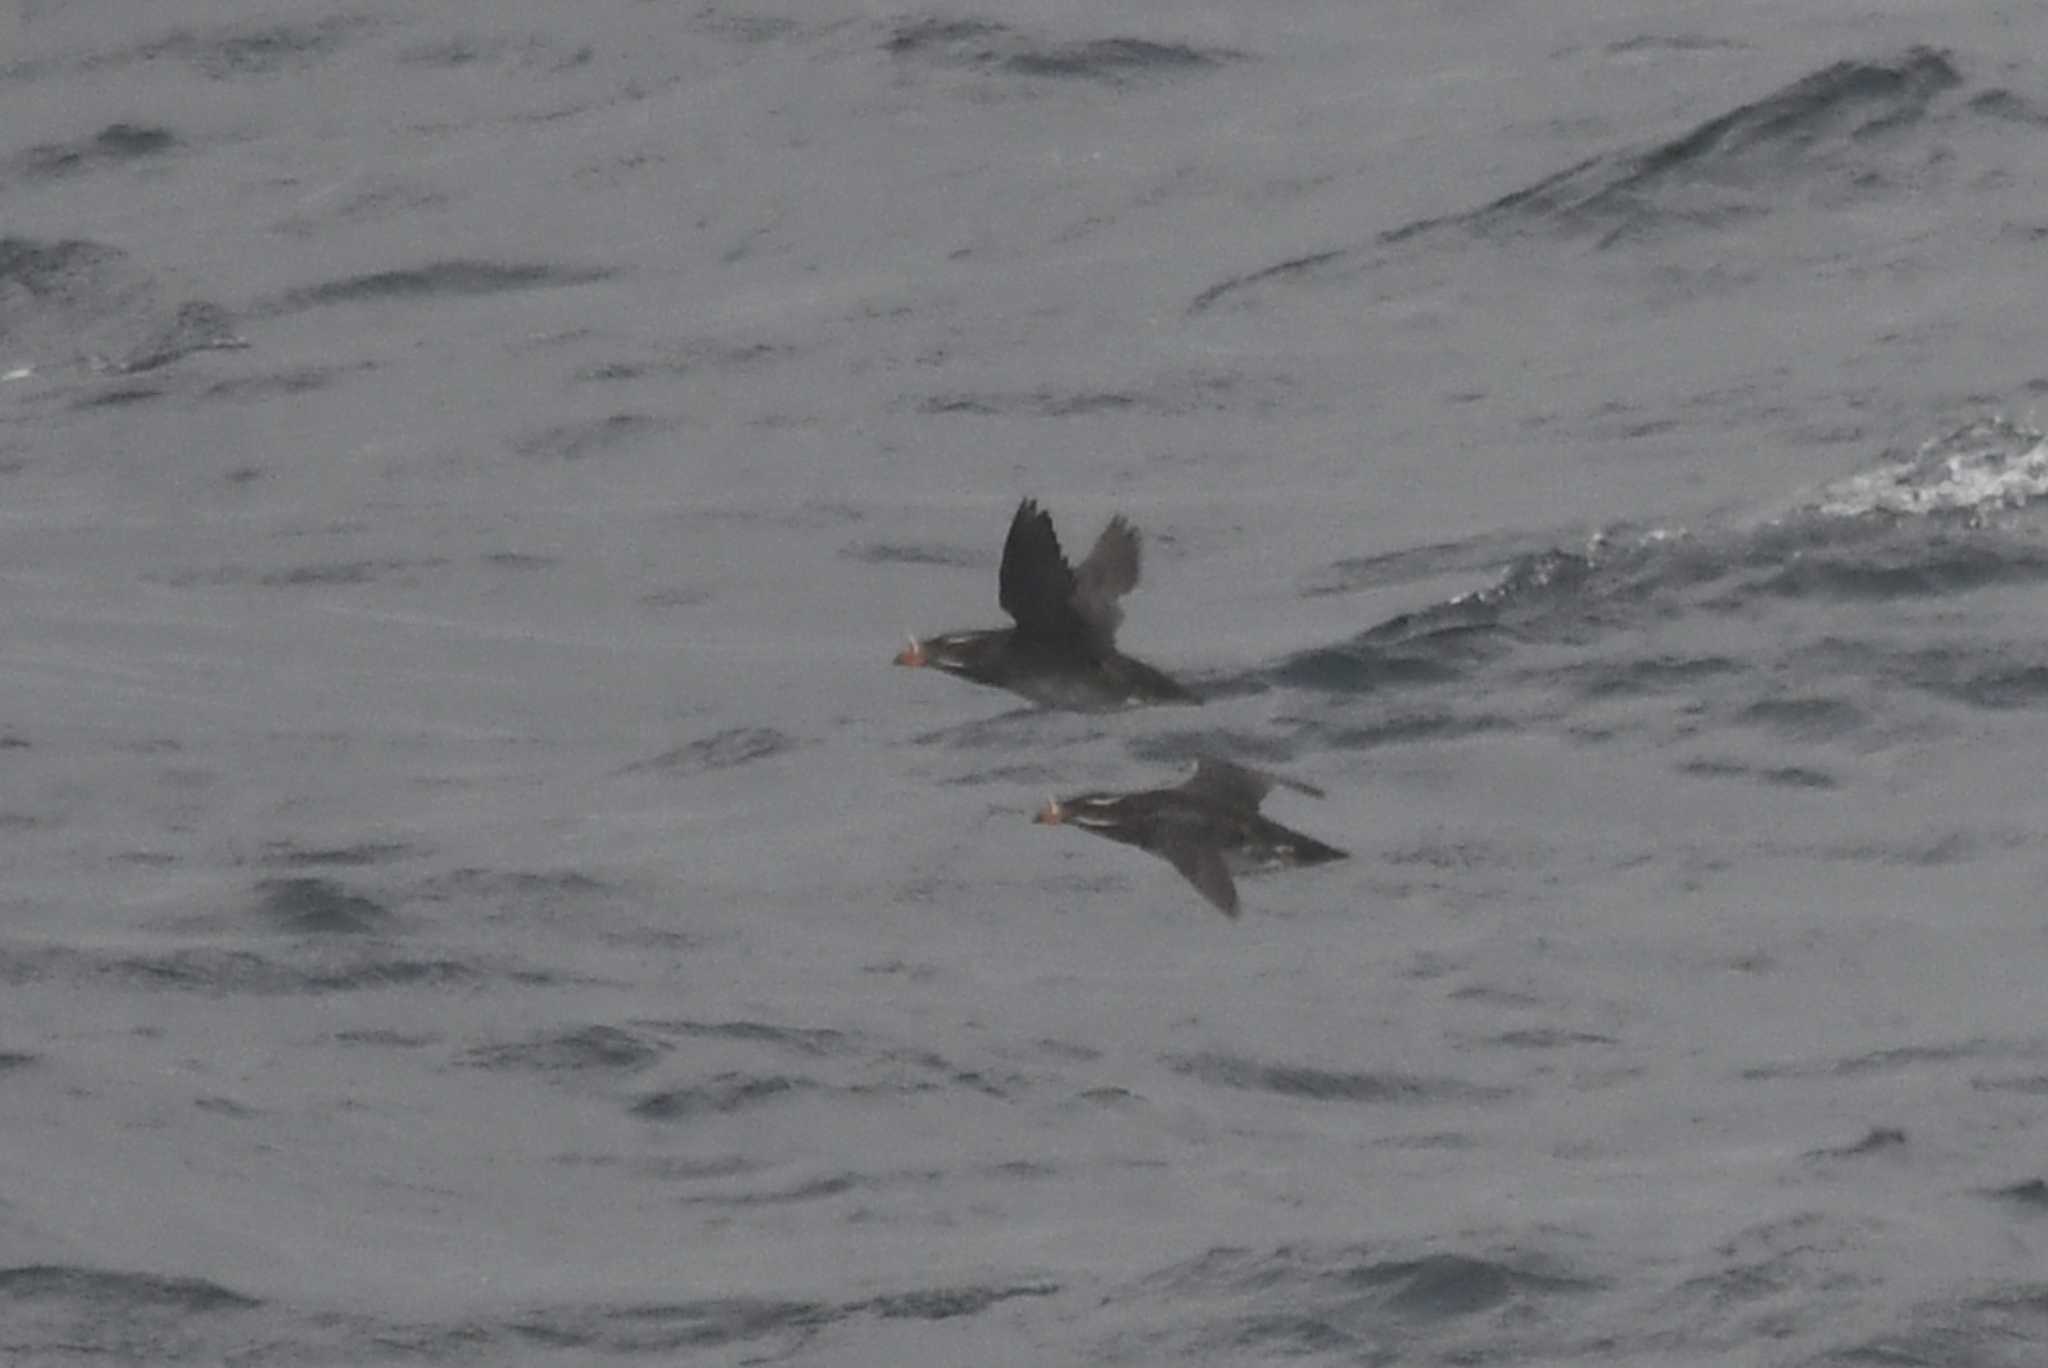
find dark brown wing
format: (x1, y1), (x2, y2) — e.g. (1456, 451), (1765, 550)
(1070, 516), (1140, 646)
(1179, 756), (1325, 810)
(1162, 840), (1240, 917)
(997, 499), (1081, 639)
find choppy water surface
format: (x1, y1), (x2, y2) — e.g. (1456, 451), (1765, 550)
(6, 3), (2048, 1364)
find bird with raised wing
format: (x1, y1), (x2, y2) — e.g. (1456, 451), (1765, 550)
(1034, 757), (1346, 916)
(894, 498), (1197, 711)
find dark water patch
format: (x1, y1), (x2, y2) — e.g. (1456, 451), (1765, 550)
(0, 1263), (260, 1311)
(1970, 89), (2048, 125)
(484, 551), (555, 572)
(1744, 1039), (1996, 1080)
(641, 585), (713, 609)
(1078, 1086), (1141, 1107)
(574, 340), (793, 384)
(1342, 1252), (1594, 1320)
(252, 877), (396, 936)
(912, 388), (1141, 417)
(73, 384), (164, 409)
(1836, 1041), (1987, 1075)
(1036, 1037), (1101, 1062)
(951, 1068), (1027, 1099)
(1189, 248), (1351, 314)
(0, 942), (488, 996)
(1824, 637), (2048, 711)
(625, 1153), (758, 1181)
(1985, 1179), (2048, 1211)
(1562, 653), (1744, 700)
(692, 10), (796, 43)
(1679, 758), (1838, 790)
(1932, 661), (2048, 710)
(1132, 1244), (1287, 1298)
(884, 17), (1231, 83)
(101, 300), (245, 374)
(1489, 1028), (1618, 1049)
(1385, 839), (1526, 873)
(1760, 535), (2048, 601)
(1273, 632), (1491, 695)
(632, 726), (800, 774)
(884, 17), (1008, 57)
(858, 1281), (1059, 1320)
(0, 1050), (38, 1071)
(1825, 831), (1984, 866)
(909, 705), (1057, 750)
(1300, 529), (1582, 600)
(685, 1172), (862, 1206)
(262, 839), (415, 869)
(513, 412), (665, 461)
(1384, 47), (1962, 247)
(466, 1024), (669, 1074)
(0, 237), (234, 374)
(1974, 1074), (2048, 1095)
(255, 556), (445, 588)
(301, 955), (490, 993)
(1132, 1243), (1596, 1360)
(1604, 34), (1751, 57)
(1807, 1126), (1908, 1160)
(0, 1266), (263, 1362)
(630, 1073), (817, 1121)
(507, 1296), (832, 1355)
(1809, 1285), (2048, 1367)
(270, 260), (611, 313)
(195, 1095), (259, 1118)
(418, 868), (616, 902)
(918, 393), (999, 416)
(674, 501), (864, 533)
(1124, 729), (1301, 768)
(205, 365), (346, 401)
(1300, 710), (1512, 750)
(82, 120), (178, 159)
(397, 37), (492, 68)
(1210, 1313), (1358, 1356)
(333, 1028), (437, 1048)
(410, 868), (630, 932)
(577, 362), (646, 382)
(503, 1276), (1055, 1356)
(935, 759), (1060, 789)
(908, 371), (1272, 418)
(1033, 391), (1137, 415)
(1450, 974), (1547, 1006)
(17, 122), (179, 178)
(840, 539), (980, 567)
(132, 16), (366, 79)
(1734, 696), (1866, 739)
(1166, 1050), (1511, 1104)
(0, 236), (130, 313)
(1272, 547), (1606, 696)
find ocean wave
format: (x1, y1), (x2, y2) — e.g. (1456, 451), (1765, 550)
(1275, 420), (2048, 722)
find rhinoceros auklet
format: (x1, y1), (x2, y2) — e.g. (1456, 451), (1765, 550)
(1034, 757), (1346, 917)
(894, 498), (1197, 711)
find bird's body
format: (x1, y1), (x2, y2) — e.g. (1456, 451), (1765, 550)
(895, 499), (1196, 711)
(1035, 758), (1346, 917)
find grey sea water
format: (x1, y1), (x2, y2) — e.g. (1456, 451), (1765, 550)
(5, 2), (2048, 1364)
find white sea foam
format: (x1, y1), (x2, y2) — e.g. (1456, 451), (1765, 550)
(1813, 418), (2048, 520)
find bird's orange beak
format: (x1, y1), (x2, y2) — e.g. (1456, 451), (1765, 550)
(894, 635), (927, 668)
(1033, 797), (1064, 825)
